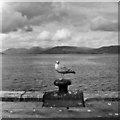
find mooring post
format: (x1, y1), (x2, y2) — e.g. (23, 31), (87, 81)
(54, 79), (71, 93)
(42, 79), (85, 107)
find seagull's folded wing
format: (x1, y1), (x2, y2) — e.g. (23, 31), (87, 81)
(58, 65), (69, 72)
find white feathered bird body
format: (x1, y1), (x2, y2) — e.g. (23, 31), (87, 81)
(55, 61), (75, 74)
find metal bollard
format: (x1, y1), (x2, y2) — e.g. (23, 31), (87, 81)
(42, 79), (85, 107)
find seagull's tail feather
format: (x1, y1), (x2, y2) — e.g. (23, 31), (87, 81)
(68, 69), (76, 74)
(72, 71), (76, 74)
(73, 71), (76, 74)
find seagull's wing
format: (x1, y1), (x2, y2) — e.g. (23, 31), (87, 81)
(58, 65), (73, 73)
(56, 63), (75, 74)
(59, 65), (69, 71)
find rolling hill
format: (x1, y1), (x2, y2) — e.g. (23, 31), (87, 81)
(3, 48), (28, 54)
(4, 47), (44, 54)
(42, 46), (92, 54)
(3, 45), (120, 54)
(91, 46), (120, 54)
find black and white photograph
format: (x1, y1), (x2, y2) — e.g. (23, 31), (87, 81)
(0, 0), (119, 119)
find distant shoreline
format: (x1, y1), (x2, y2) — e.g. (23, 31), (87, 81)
(3, 45), (120, 55)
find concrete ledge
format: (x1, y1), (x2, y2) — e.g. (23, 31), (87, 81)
(0, 91), (119, 102)
(84, 91), (119, 102)
(0, 91), (43, 102)
(1, 91), (119, 118)
(2, 100), (120, 118)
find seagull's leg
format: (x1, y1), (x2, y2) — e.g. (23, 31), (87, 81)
(60, 73), (64, 80)
(61, 73), (62, 79)
(62, 74), (64, 79)
(59, 73), (62, 80)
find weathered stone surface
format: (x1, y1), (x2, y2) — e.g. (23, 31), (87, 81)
(1, 91), (120, 118)
(0, 91), (43, 102)
(0, 91), (119, 102)
(2, 101), (120, 118)
(42, 90), (85, 107)
(84, 91), (119, 101)
(43, 79), (85, 107)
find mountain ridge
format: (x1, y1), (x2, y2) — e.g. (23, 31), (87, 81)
(3, 45), (120, 54)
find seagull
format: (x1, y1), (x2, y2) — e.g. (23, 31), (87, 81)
(55, 61), (75, 79)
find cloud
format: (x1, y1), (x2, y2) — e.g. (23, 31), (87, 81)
(2, 6), (28, 33)
(1, 3), (52, 33)
(37, 31), (50, 40)
(36, 29), (72, 47)
(1, 28), (72, 50)
(52, 29), (71, 41)
(1, 2), (118, 33)
(23, 25), (33, 32)
(1, 2), (118, 49)
(1, 28), (118, 51)
(1, 2), (70, 33)
(10, 2), (53, 19)
(90, 16), (118, 31)
(73, 31), (118, 48)
(0, 33), (6, 51)
(1, 31), (38, 50)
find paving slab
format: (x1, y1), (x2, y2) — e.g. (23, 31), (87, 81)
(1, 101), (119, 118)
(0, 91), (120, 118)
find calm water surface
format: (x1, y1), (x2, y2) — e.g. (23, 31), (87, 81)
(1, 54), (119, 92)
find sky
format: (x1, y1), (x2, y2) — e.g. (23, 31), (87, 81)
(0, 1), (119, 51)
